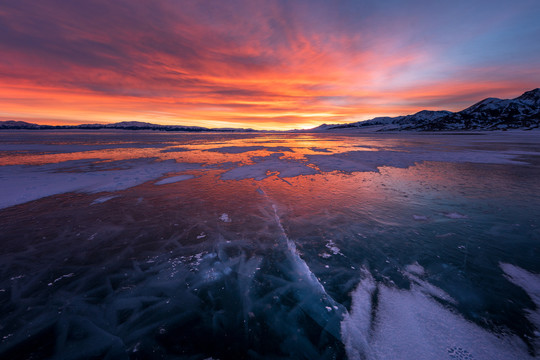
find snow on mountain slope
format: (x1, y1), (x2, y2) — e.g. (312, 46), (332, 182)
(313, 88), (540, 132)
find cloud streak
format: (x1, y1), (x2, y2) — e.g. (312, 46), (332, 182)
(1, 0), (539, 129)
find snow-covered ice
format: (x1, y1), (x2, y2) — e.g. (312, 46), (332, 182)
(91, 195), (119, 205)
(405, 262), (426, 276)
(220, 153), (318, 180)
(0, 159), (202, 209)
(444, 212), (468, 219)
(154, 174), (195, 185)
(0, 130), (539, 359)
(500, 263), (540, 345)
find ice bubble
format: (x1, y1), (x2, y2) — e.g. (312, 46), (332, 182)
(436, 233), (455, 238)
(325, 240), (342, 256)
(444, 212), (468, 219)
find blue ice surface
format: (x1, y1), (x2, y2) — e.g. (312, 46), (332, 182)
(0, 130), (539, 359)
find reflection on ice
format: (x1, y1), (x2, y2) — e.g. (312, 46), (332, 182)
(2, 131), (539, 209)
(221, 153), (317, 180)
(205, 145), (294, 154)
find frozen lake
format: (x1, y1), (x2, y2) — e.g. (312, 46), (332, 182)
(0, 130), (539, 359)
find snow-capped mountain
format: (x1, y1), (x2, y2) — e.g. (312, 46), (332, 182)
(428, 88), (540, 131)
(2, 89), (539, 132)
(78, 121), (209, 131)
(314, 88), (540, 131)
(317, 110), (453, 131)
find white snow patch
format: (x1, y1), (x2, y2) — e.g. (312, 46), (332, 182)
(500, 263), (540, 342)
(0, 159), (201, 209)
(500, 263), (540, 306)
(192, 252), (205, 266)
(91, 195), (118, 205)
(342, 270), (533, 360)
(341, 270), (377, 359)
(325, 239), (343, 256)
(368, 285), (530, 360)
(444, 212), (468, 219)
(219, 213), (231, 223)
(404, 272), (456, 305)
(154, 174), (195, 185)
(405, 262), (425, 276)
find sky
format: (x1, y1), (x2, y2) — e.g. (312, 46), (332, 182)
(0, 0), (539, 130)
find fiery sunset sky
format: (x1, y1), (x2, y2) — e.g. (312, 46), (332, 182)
(1, 0), (539, 130)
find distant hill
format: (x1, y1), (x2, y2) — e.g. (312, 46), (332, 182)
(0, 120), (257, 132)
(0, 120), (44, 129)
(312, 88), (540, 131)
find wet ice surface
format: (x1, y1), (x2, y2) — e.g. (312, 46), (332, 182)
(0, 130), (540, 359)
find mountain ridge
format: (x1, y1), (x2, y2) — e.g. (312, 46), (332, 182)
(0, 120), (257, 132)
(1, 88), (539, 132)
(314, 88), (540, 131)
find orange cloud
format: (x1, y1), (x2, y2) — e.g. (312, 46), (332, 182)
(0, 1), (539, 130)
